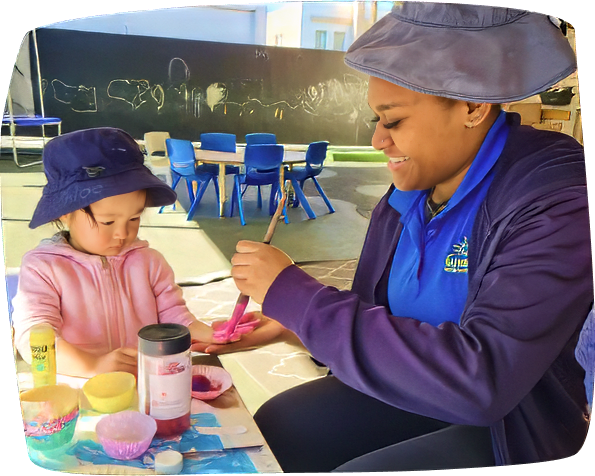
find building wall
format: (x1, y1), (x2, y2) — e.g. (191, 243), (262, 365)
(45, 6), (267, 45)
(266, 3), (303, 48)
(44, 2), (394, 51)
(301, 2), (354, 51)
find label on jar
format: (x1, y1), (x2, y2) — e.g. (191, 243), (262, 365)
(146, 356), (191, 420)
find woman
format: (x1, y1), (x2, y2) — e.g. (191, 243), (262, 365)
(231, 2), (592, 472)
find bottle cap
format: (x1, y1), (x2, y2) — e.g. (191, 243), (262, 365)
(138, 324), (190, 356)
(154, 450), (184, 474)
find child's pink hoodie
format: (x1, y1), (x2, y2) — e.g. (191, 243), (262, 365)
(12, 232), (196, 361)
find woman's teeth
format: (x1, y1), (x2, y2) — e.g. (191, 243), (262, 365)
(389, 157), (410, 164)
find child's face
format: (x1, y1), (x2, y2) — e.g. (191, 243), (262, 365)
(62, 190), (146, 256)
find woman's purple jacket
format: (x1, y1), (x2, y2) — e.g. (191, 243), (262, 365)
(263, 113), (593, 465)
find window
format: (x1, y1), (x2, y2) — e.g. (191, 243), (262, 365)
(333, 31), (346, 50)
(315, 30), (327, 49)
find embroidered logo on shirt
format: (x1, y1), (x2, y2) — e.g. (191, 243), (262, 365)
(444, 237), (468, 273)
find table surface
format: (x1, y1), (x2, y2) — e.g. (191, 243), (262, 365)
(17, 354), (282, 474)
(194, 147), (306, 166)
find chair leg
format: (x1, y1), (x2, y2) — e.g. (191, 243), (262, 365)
(292, 180), (306, 208)
(281, 182), (290, 224)
(290, 178), (316, 219)
(257, 185), (263, 209)
(212, 177), (220, 213)
(170, 174), (182, 211)
(288, 180), (300, 208)
(185, 179), (195, 203)
(230, 183), (236, 217)
(312, 177), (335, 214)
(282, 198), (290, 224)
(234, 177), (247, 226)
(186, 181), (209, 221)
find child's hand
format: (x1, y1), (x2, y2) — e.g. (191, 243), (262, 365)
(95, 347), (138, 376)
(211, 311), (262, 343)
(189, 312), (261, 352)
(192, 314), (296, 355)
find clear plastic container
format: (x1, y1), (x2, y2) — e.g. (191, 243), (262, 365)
(137, 324), (192, 437)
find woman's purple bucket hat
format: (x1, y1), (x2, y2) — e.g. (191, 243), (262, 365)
(29, 127), (177, 229)
(344, 1), (577, 103)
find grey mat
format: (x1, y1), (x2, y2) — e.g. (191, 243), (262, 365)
(177, 165), (391, 263)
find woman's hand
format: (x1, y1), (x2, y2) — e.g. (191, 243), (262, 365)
(231, 240), (293, 304)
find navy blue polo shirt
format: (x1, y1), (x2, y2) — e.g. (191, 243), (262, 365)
(387, 111), (509, 326)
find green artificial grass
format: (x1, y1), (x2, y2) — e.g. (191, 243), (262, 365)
(330, 151), (387, 163)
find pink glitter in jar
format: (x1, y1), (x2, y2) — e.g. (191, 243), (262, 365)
(137, 324), (192, 437)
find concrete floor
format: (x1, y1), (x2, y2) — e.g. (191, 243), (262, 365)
(0, 152), (388, 414)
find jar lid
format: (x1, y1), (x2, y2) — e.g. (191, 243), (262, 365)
(138, 324), (191, 356)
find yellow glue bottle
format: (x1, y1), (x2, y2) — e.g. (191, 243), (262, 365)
(30, 323), (56, 387)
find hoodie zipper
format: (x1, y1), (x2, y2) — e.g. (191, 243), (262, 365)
(100, 256), (109, 269)
(100, 256), (115, 351)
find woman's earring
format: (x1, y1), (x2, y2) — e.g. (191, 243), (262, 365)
(465, 121), (474, 129)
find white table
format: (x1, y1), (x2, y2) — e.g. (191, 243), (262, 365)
(194, 148), (306, 218)
(16, 355), (282, 473)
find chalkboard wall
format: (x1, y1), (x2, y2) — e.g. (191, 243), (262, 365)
(34, 28), (374, 146)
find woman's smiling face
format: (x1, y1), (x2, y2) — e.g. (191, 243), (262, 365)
(367, 76), (494, 202)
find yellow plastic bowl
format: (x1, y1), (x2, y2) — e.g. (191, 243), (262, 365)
(83, 372), (136, 413)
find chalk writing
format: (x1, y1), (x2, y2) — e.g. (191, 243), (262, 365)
(46, 57), (370, 142)
(51, 79), (97, 113)
(107, 79), (152, 109)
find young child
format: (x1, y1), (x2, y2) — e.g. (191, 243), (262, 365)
(11, 127), (259, 378)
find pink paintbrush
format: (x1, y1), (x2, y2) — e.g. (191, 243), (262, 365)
(213, 190), (287, 342)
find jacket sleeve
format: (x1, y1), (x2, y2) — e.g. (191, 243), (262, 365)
(262, 190), (592, 426)
(11, 254), (64, 363)
(147, 249), (197, 327)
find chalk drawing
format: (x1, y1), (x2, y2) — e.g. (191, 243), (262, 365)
(293, 75), (369, 120)
(46, 56), (369, 136)
(267, 350), (328, 381)
(206, 83), (228, 112)
(191, 89), (203, 118)
(151, 84), (165, 110)
(168, 57), (190, 85)
(254, 48), (269, 61)
(107, 79), (153, 110)
(167, 58), (192, 115)
(51, 79), (97, 113)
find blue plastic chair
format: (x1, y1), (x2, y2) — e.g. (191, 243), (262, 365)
(165, 138), (219, 220)
(284, 141), (335, 219)
(199, 133), (240, 175)
(201, 132), (236, 153)
(230, 144), (285, 226)
(245, 133), (277, 145)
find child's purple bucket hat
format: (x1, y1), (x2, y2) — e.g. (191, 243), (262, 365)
(344, 1), (577, 103)
(29, 127), (177, 229)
